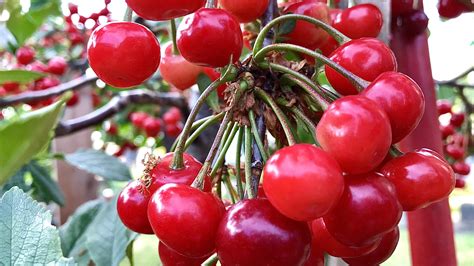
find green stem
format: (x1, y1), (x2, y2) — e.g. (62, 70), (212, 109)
(205, 0), (217, 8)
(282, 74), (331, 109)
(253, 14), (351, 54)
(389, 146), (405, 157)
(124, 7), (133, 22)
(235, 127), (244, 199)
(170, 114), (217, 152)
(244, 126), (255, 199)
(210, 123), (240, 178)
(249, 110), (269, 162)
(170, 19), (179, 55)
(223, 171), (237, 204)
(184, 112), (225, 150)
(255, 88), (297, 146)
(276, 98), (317, 138)
(202, 254), (218, 266)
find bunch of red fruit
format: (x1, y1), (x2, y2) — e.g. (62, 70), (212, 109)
(438, 99), (471, 188)
(129, 108), (183, 139)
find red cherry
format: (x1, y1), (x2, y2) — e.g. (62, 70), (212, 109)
(2, 82), (20, 93)
(160, 43), (203, 91)
(143, 117), (162, 137)
(177, 8), (243, 68)
(450, 112), (465, 127)
(68, 3), (78, 14)
(16, 47), (35, 65)
(125, 0), (205, 21)
(34, 77), (60, 90)
(163, 107), (182, 125)
(263, 144), (344, 221)
(216, 198), (312, 266)
(159, 242), (210, 266)
(445, 144), (464, 160)
(343, 227), (400, 266)
(66, 91), (80, 107)
(0, 87), (7, 97)
(333, 4), (383, 39)
(69, 32), (85, 46)
(392, 0), (415, 17)
(437, 99), (452, 115)
(130, 112), (149, 129)
(28, 61), (48, 73)
(323, 172), (402, 247)
(149, 153), (212, 193)
(203, 67), (227, 98)
(438, 0), (470, 19)
(316, 95), (392, 174)
(452, 161), (471, 176)
(362, 71), (425, 143)
(117, 180), (154, 234)
(87, 22), (161, 88)
(283, 0), (330, 50)
(99, 7), (110, 16)
(105, 122), (118, 135)
(455, 178), (466, 188)
(165, 123), (183, 138)
(310, 218), (379, 258)
(399, 10), (429, 36)
(381, 149), (455, 211)
(325, 38), (397, 95)
(440, 124), (455, 139)
(147, 184), (225, 258)
(220, 0), (270, 23)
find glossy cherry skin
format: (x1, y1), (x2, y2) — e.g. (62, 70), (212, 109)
(158, 242), (210, 266)
(445, 144), (464, 160)
(333, 4), (383, 39)
(455, 178), (466, 188)
(283, 0), (330, 50)
(163, 107), (182, 125)
(325, 38), (397, 95)
(149, 152), (212, 193)
(148, 184), (225, 258)
(177, 8), (243, 68)
(399, 10), (429, 36)
(437, 99), (452, 114)
(16, 46), (35, 65)
(143, 117), (162, 137)
(129, 112), (149, 129)
(310, 218), (380, 258)
(220, 0), (269, 23)
(66, 91), (80, 107)
(323, 172), (402, 247)
(304, 232), (325, 266)
(160, 43), (203, 91)
(438, 0), (470, 19)
(117, 180), (154, 234)
(263, 144), (344, 221)
(381, 149), (455, 211)
(47, 56), (67, 75)
(453, 161), (470, 176)
(440, 124), (455, 139)
(203, 67), (227, 98)
(166, 123), (183, 137)
(392, 0), (415, 17)
(362, 71), (425, 143)
(125, 0), (205, 21)
(216, 198), (312, 266)
(2, 82), (20, 93)
(450, 112), (465, 127)
(316, 96), (392, 174)
(343, 227), (400, 266)
(87, 22), (161, 88)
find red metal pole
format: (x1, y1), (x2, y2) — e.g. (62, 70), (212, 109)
(390, 10), (457, 266)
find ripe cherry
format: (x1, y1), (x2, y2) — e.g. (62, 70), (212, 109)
(220, 0), (269, 23)
(117, 180), (154, 234)
(130, 112), (149, 129)
(2, 82), (20, 93)
(362, 71), (425, 143)
(160, 43), (203, 91)
(147, 184), (225, 258)
(437, 99), (452, 114)
(16, 46), (35, 65)
(323, 172), (402, 247)
(392, 0), (415, 17)
(47, 56), (68, 75)
(105, 122), (118, 135)
(445, 144), (464, 160)
(143, 117), (162, 137)
(332, 4), (383, 39)
(158, 242), (210, 266)
(455, 178), (466, 189)
(399, 10), (429, 36)
(216, 198), (312, 266)
(325, 38), (397, 95)
(203, 67), (227, 98)
(452, 161), (470, 176)
(440, 124), (455, 139)
(88, 22), (161, 88)
(316, 95), (392, 174)
(438, 0), (470, 18)
(343, 227), (400, 266)
(125, 0), (205, 21)
(66, 91), (80, 107)
(68, 3), (78, 14)
(165, 123), (183, 138)
(263, 144), (344, 221)
(177, 8), (243, 68)
(381, 149), (455, 211)
(163, 107), (182, 125)
(450, 112), (465, 127)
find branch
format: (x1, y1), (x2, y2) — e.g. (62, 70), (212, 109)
(261, 0), (278, 47)
(0, 74), (98, 107)
(55, 90), (187, 137)
(436, 67), (473, 84)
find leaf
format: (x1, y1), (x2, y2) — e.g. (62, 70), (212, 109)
(197, 73), (220, 113)
(64, 149), (132, 181)
(1, 165), (30, 195)
(28, 160), (65, 206)
(5, 0), (20, 12)
(0, 100), (65, 186)
(0, 69), (46, 84)
(85, 198), (138, 266)
(0, 187), (73, 264)
(277, 19), (296, 35)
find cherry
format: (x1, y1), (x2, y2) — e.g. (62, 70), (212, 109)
(2, 82), (20, 93)
(316, 95), (392, 174)
(147, 184), (225, 258)
(283, 0), (330, 50)
(362, 71), (425, 143)
(125, 0), (205, 21)
(149, 152), (212, 193)
(304, 235), (325, 266)
(130, 112), (149, 129)
(392, 0), (415, 17)
(381, 148), (455, 211)
(177, 8), (243, 68)
(165, 123), (183, 138)
(263, 144), (344, 221)
(323, 172), (402, 247)
(163, 107), (182, 125)
(105, 122), (118, 135)
(16, 46), (35, 65)
(450, 112), (465, 127)
(325, 38), (397, 95)
(47, 56), (68, 75)
(310, 218), (379, 258)
(445, 144), (464, 160)
(87, 22), (161, 88)
(143, 117), (162, 137)
(27, 61), (48, 73)
(68, 3), (78, 14)
(216, 198), (312, 266)
(203, 67), (227, 98)
(440, 124), (455, 139)
(220, 0), (269, 23)
(455, 178), (466, 189)
(0, 87), (6, 97)
(159, 43), (203, 91)
(333, 4), (383, 39)
(66, 91), (80, 107)
(158, 241), (210, 266)
(452, 161), (471, 176)
(34, 77), (60, 90)
(399, 10), (429, 36)
(117, 180), (154, 234)
(437, 99), (452, 114)
(438, 0), (470, 19)
(343, 227), (400, 266)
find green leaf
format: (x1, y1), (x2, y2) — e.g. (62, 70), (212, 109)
(0, 187), (73, 264)
(1, 165), (30, 195)
(0, 100), (65, 186)
(5, 0), (20, 12)
(64, 149), (132, 181)
(86, 198), (138, 266)
(28, 160), (65, 206)
(0, 69), (46, 84)
(197, 73), (220, 112)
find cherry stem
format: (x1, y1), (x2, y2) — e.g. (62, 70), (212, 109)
(244, 126), (255, 199)
(124, 7), (133, 22)
(202, 254), (218, 266)
(327, 0), (336, 8)
(222, 170), (237, 204)
(170, 114), (222, 151)
(235, 127), (245, 199)
(210, 123), (239, 178)
(255, 88), (297, 146)
(205, 0), (217, 8)
(276, 97), (318, 141)
(389, 146), (405, 157)
(170, 19), (179, 55)
(253, 14), (351, 55)
(282, 74), (331, 109)
(184, 112), (225, 150)
(255, 43), (370, 91)
(249, 110), (269, 162)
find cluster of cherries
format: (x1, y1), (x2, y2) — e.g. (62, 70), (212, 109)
(438, 100), (471, 188)
(129, 108), (183, 138)
(437, 0), (472, 18)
